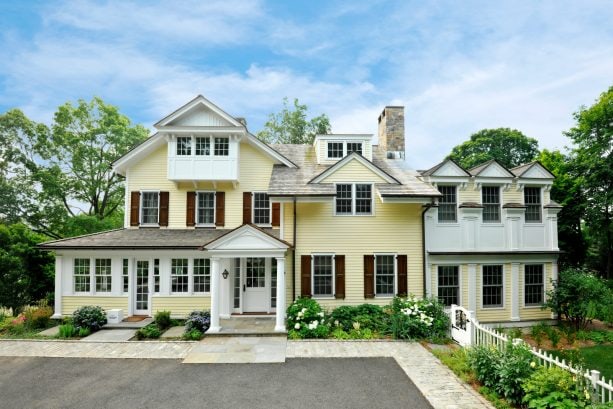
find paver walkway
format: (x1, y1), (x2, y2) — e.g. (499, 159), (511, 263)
(183, 336), (286, 363)
(81, 329), (136, 342)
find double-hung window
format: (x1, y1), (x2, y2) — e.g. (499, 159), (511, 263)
(438, 185), (457, 222)
(438, 266), (459, 306)
(74, 258), (90, 293)
(193, 258), (210, 293)
(327, 142), (344, 159)
(141, 191), (159, 225)
(347, 142), (363, 155)
(253, 192), (270, 225)
(214, 137), (229, 156)
(176, 137), (192, 156)
(524, 187), (542, 223)
(171, 258), (189, 293)
(375, 254), (396, 296)
(195, 137), (210, 156)
(197, 192), (215, 225)
(524, 264), (544, 306)
(482, 265), (503, 308)
(482, 186), (500, 223)
(312, 255), (334, 297)
(95, 258), (112, 293)
(122, 259), (129, 293)
(335, 183), (373, 215)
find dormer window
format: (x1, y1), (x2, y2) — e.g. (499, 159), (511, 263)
(327, 142), (344, 159)
(524, 187), (542, 223)
(177, 137), (192, 155)
(347, 142), (362, 155)
(482, 186), (501, 223)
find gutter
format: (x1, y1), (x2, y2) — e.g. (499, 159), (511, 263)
(292, 196), (297, 301)
(421, 200), (435, 298)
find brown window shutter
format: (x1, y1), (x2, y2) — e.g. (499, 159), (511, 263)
(159, 192), (169, 226)
(130, 191), (140, 226)
(215, 192), (225, 227)
(364, 255), (375, 299)
(335, 255), (345, 299)
(186, 192), (196, 226)
(397, 255), (408, 296)
(271, 202), (280, 227)
(242, 191), (252, 224)
(300, 255), (312, 297)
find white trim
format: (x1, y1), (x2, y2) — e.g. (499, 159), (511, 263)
(510, 262), (520, 321)
(140, 190), (160, 227)
(333, 183), (375, 216)
(480, 264), (505, 310)
(195, 191), (216, 226)
(435, 264), (462, 307)
(154, 95), (243, 128)
(311, 253), (336, 299)
(252, 191), (272, 227)
(522, 263), (546, 309)
(203, 224), (290, 252)
(374, 253), (397, 298)
(311, 153), (399, 184)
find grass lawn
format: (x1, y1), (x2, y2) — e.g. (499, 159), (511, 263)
(579, 345), (613, 380)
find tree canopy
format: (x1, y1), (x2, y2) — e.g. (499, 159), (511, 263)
(447, 128), (539, 170)
(256, 98), (331, 144)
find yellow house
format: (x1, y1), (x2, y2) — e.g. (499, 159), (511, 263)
(40, 95), (561, 331)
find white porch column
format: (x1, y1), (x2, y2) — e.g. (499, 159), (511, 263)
(275, 257), (286, 332)
(127, 257), (135, 317)
(52, 255), (63, 318)
(510, 262), (520, 321)
(209, 257), (221, 333)
(551, 260), (558, 319)
(468, 264), (477, 312)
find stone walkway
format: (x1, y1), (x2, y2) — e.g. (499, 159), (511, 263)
(184, 336), (286, 363)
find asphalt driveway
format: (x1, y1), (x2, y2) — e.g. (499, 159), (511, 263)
(0, 357), (433, 409)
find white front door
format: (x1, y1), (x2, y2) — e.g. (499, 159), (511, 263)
(243, 257), (268, 312)
(134, 260), (150, 315)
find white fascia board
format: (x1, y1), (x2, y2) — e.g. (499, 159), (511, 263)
(314, 134), (373, 141)
(377, 192), (434, 204)
(473, 176), (514, 185)
(268, 196), (333, 203)
(244, 132), (296, 168)
(204, 224), (289, 251)
(425, 176), (471, 184)
(157, 126), (245, 134)
(311, 153), (399, 184)
(154, 95), (242, 128)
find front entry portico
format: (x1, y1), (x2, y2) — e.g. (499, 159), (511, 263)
(203, 225), (291, 333)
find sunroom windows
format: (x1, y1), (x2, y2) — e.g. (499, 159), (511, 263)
(335, 183), (373, 215)
(174, 136), (229, 157)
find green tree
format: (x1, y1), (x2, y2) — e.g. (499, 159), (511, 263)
(256, 97), (331, 144)
(565, 86), (613, 278)
(447, 128), (539, 170)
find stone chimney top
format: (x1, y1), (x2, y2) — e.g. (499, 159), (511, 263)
(377, 106), (405, 159)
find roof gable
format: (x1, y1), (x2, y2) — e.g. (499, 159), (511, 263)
(422, 159), (470, 177)
(512, 162), (555, 179)
(154, 95), (242, 128)
(469, 160), (515, 178)
(310, 153), (399, 184)
(203, 224), (291, 251)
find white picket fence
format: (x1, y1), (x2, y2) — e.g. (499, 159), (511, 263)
(449, 304), (613, 404)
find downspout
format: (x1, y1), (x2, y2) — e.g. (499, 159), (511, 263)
(292, 196), (297, 301)
(422, 200), (435, 298)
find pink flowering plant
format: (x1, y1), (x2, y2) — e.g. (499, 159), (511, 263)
(286, 297), (329, 339)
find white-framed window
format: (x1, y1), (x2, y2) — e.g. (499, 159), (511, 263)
(171, 258), (189, 293)
(153, 258), (160, 293)
(335, 183), (373, 215)
(327, 141), (364, 158)
(176, 137), (192, 156)
(196, 192), (216, 225)
(195, 137), (210, 156)
(375, 254), (396, 297)
(95, 258), (112, 293)
(327, 142), (344, 159)
(347, 142), (363, 155)
(193, 258), (210, 293)
(438, 185), (457, 223)
(74, 258), (90, 293)
(140, 191), (159, 225)
(122, 258), (129, 294)
(253, 192), (271, 225)
(482, 265), (503, 308)
(524, 264), (544, 306)
(437, 265), (459, 306)
(312, 254), (334, 297)
(482, 186), (500, 223)
(246, 257), (266, 288)
(214, 137), (229, 156)
(524, 187), (542, 223)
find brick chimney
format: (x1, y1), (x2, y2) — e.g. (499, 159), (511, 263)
(378, 106), (405, 159)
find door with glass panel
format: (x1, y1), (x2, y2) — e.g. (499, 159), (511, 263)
(135, 260), (150, 315)
(243, 257), (268, 312)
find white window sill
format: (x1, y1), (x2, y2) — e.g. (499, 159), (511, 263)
(255, 223), (272, 228)
(523, 304), (544, 309)
(481, 306), (505, 310)
(140, 224), (160, 228)
(196, 224), (216, 228)
(312, 296), (335, 300)
(375, 295), (394, 299)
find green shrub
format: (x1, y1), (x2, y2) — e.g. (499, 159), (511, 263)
(544, 327), (561, 348)
(331, 327), (350, 340)
(23, 301), (53, 329)
(78, 327), (91, 337)
(468, 346), (502, 389)
(432, 348), (474, 384)
(58, 324), (78, 338)
(0, 307), (13, 321)
(328, 304), (386, 332)
(135, 323), (161, 340)
(286, 297), (329, 339)
(72, 306), (107, 332)
(522, 366), (589, 408)
(507, 328), (522, 340)
(386, 296), (449, 340)
(184, 310), (210, 333)
(154, 310), (172, 330)
(182, 329), (203, 341)
(494, 342), (535, 405)
(531, 322), (548, 347)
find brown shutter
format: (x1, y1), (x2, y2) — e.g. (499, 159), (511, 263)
(186, 192), (196, 227)
(271, 202), (280, 227)
(364, 255), (375, 299)
(215, 192), (225, 227)
(159, 192), (169, 226)
(301, 255), (312, 297)
(130, 191), (140, 226)
(242, 191), (252, 224)
(397, 255), (408, 296)
(335, 255), (345, 299)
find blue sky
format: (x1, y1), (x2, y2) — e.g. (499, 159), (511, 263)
(1, 0), (612, 169)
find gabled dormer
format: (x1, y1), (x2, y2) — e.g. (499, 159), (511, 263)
(314, 134), (373, 164)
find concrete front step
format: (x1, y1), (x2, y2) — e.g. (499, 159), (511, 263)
(103, 318), (154, 329)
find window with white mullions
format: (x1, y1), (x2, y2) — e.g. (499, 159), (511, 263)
(141, 192), (159, 224)
(482, 186), (500, 223)
(153, 258), (160, 293)
(74, 258), (90, 293)
(327, 142), (344, 158)
(335, 183), (373, 215)
(195, 137), (210, 156)
(313, 255), (334, 297)
(524, 264), (544, 306)
(253, 192), (270, 225)
(214, 137), (229, 156)
(438, 186), (457, 222)
(197, 192), (215, 225)
(246, 257), (265, 288)
(355, 184), (372, 214)
(335, 184), (353, 214)
(482, 265), (503, 308)
(437, 266), (459, 306)
(524, 187), (542, 222)
(122, 259), (129, 293)
(193, 258), (210, 293)
(347, 142), (362, 155)
(375, 255), (395, 296)
(176, 137), (192, 155)
(171, 258), (189, 293)
(95, 258), (112, 293)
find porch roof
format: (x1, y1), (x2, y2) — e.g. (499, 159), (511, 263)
(39, 228), (282, 250)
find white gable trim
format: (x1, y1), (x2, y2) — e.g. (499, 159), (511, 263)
(431, 160), (470, 177)
(154, 95), (242, 128)
(203, 225), (290, 254)
(517, 163), (555, 179)
(245, 132), (297, 168)
(476, 161), (515, 178)
(310, 153), (399, 184)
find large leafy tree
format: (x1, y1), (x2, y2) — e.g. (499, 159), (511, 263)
(447, 128), (539, 170)
(257, 97), (331, 144)
(564, 86), (613, 278)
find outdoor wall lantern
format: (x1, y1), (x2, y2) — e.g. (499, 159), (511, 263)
(222, 269), (229, 279)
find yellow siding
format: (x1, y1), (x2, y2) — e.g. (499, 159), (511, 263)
(320, 159), (387, 183)
(459, 181), (480, 203)
(519, 262), (553, 321)
(283, 202), (295, 245)
(543, 190), (550, 204)
(294, 199), (423, 308)
(151, 296), (210, 317)
(503, 182), (522, 203)
(62, 296), (128, 316)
